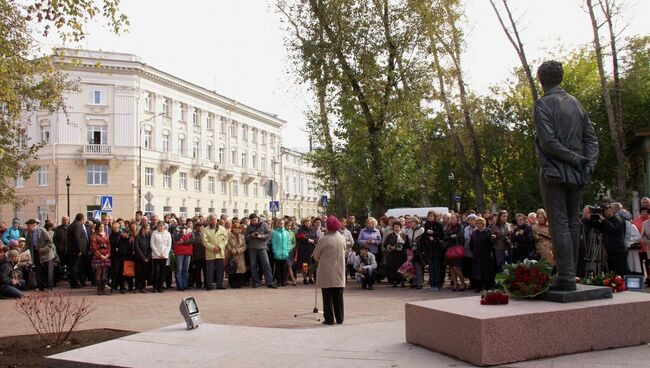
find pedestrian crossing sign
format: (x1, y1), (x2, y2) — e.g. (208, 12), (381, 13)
(269, 201), (280, 213)
(100, 195), (113, 212)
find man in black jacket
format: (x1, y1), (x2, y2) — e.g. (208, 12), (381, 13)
(599, 205), (627, 276)
(534, 60), (599, 291)
(66, 213), (90, 288)
(53, 216), (69, 282)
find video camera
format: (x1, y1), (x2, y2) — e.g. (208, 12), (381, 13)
(588, 205), (607, 222)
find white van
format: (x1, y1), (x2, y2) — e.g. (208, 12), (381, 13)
(385, 207), (450, 219)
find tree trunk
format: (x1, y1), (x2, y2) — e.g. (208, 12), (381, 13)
(489, 0), (539, 102)
(587, 0), (626, 202)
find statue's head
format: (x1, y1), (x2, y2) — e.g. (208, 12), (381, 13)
(537, 60), (563, 89)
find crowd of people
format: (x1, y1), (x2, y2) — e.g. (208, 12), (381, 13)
(2, 196), (650, 304)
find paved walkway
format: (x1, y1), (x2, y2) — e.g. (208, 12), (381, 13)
(0, 282), (462, 337)
(3, 284), (650, 367)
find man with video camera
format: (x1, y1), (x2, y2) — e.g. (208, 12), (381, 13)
(594, 204), (627, 276)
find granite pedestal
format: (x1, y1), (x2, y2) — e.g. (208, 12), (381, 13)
(405, 292), (650, 366)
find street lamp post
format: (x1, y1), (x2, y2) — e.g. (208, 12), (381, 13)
(65, 175), (71, 217)
(138, 112), (165, 212)
(448, 171), (455, 211)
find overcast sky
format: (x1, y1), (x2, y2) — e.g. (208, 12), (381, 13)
(60, 0), (650, 151)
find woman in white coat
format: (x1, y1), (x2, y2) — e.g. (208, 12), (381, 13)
(313, 216), (347, 325)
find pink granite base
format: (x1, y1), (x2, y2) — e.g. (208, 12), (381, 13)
(405, 292), (650, 366)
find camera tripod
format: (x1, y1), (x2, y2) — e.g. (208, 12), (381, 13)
(294, 284), (323, 321)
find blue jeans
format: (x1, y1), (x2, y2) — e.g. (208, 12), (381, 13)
(175, 255), (191, 290)
(248, 248), (274, 286)
(0, 284), (24, 298)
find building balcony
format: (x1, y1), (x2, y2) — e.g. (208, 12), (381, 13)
(80, 144), (113, 165)
(241, 168), (256, 185)
(83, 144), (112, 154)
(191, 158), (212, 177)
(161, 152), (182, 172)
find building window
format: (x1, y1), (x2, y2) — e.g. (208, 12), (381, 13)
(252, 152), (257, 169)
(243, 183), (249, 197)
(208, 176), (215, 193)
(180, 104), (187, 122)
(87, 125), (107, 145)
(87, 164), (108, 185)
(40, 126), (50, 144)
(162, 98), (170, 117)
(218, 147), (224, 164)
(241, 151), (247, 168)
(242, 125), (248, 140)
(179, 207), (188, 218)
(220, 117), (227, 133)
(231, 148), (237, 165)
(88, 86), (106, 105)
(221, 179), (227, 194)
(193, 108), (200, 126)
(230, 122), (238, 138)
(261, 132), (267, 144)
(206, 113), (213, 129)
(144, 92), (152, 111)
(163, 170), (171, 189)
(252, 129), (258, 143)
(261, 156), (267, 172)
(178, 137), (185, 155)
(179, 172), (187, 190)
(145, 167), (154, 187)
(143, 129), (152, 149)
(293, 176), (297, 193)
(192, 140), (199, 159)
(162, 133), (169, 152)
(232, 180), (239, 196)
(206, 142), (213, 160)
(194, 174), (201, 192)
(37, 166), (48, 186)
(253, 183), (258, 197)
(14, 176), (24, 188)
(270, 134), (276, 146)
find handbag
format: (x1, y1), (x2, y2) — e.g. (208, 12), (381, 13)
(226, 258), (237, 275)
(122, 260), (135, 277)
(445, 245), (465, 260)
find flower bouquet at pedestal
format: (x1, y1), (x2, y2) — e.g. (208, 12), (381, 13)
(480, 290), (509, 305)
(499, 259), (552, 299)
(582, 272), (626, 293)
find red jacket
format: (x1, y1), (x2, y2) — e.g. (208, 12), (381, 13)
(174, 231), (194, 256)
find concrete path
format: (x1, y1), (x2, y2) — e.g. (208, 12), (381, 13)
(3, 284), (650, 367)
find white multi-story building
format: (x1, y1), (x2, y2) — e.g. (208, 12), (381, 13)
(0, 49), (324, 222)
(280, 148), (324, 219)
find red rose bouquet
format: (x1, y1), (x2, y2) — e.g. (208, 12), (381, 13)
(583, 272), (626, 293)
(500, 259), (552, 298)
(480, 290), (509, 305)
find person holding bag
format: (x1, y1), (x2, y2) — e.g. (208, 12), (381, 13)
(444, 213), (466, 291)
(114, 228), (135, 294)
(91, 222), (111, 295)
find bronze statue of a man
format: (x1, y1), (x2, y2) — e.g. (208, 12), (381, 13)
(534, 61), (599, 291)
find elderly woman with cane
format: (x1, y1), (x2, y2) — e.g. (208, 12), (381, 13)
(312, 216), (347, 325)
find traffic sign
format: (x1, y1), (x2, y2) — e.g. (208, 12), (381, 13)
(319, 195), (329, 208)
(100, 195), (113, 212)
(269, 201), (280, 213)
(92, 210), (101, 221)
(265, 180), (279, 197)
(454, 194), (461, 202)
